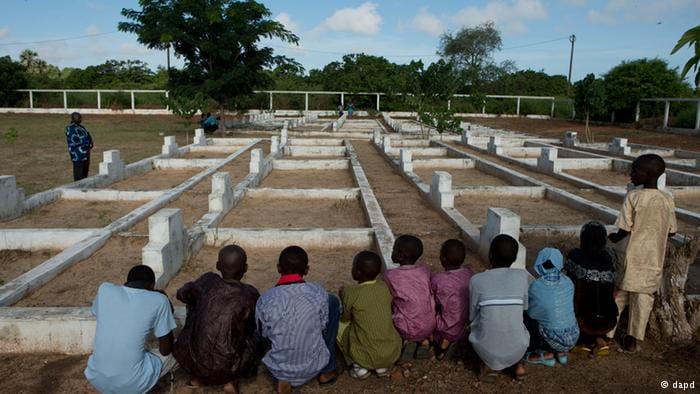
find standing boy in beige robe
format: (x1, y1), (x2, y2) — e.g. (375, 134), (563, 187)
(608, 154), (677, 352)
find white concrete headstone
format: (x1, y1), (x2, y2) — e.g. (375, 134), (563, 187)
(537, 147), (561, 173)
(430, 171), (454, 208)
(249, 148), (263, 174)
(0, 175), (25, 220)
(98, 150), (126, 180)
(194, 128), (207, 146)
(400, 149), (413, 173)
(142, 208), (187, 288)
(478, 208), (526, 269)
(208, 172), (233, 212)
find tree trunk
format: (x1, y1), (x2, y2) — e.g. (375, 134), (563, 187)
(584, 113), (591, 143)
(650, 238), (699, 343)
(219, 105), (227, 133)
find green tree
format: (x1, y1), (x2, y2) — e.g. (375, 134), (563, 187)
(671, 25), (700, 87)
(64, 59), (156, 89)
(119, 0), (299, 127)
(168, 92), (205, 144)
(439, 21), (511, 109)
(574, 74), (607, 142)
(0, 56), (29, 106)
(413, 60), (464, 138)
(604, 58), (690, 122)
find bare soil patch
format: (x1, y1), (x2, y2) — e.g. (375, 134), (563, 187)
(180, 151), (232, 159)
(130, 181), (211, 235)
(520, 232), (579, 269)
(15, 236), (148, 307)
(467, 117), (700, 151)
(218, 197), (367, 228)
(352, 142), (486, 271)
(455, 195), (610, 227)
(676, 195), (700, 213)
(414, 168), (511, 187)
(564, 169), (632, 186)
(165, 246), (364, 304)
(260, 169), (356, 189)
(109, 169), (203, 191)
(0, 249), (57, 286)
(0, 199), (143, 229)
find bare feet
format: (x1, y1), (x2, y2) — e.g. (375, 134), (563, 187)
(276, 380), (292, 394)
(514, 362), (527, 380)
(186, 378), (204, 389)
(223, 381), (239, 394)
(622, 335), (638, 353)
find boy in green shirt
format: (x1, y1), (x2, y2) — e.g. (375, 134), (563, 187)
(339, 251), (402, 379)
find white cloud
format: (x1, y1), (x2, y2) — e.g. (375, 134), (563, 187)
(275, 12), (299, 33)
(0, 27), (8, 39)
(451, 0), (548, 34)
(411, 8), (444, 37)
(588, 0), (692, 25)
(85, 24), (100, 35)
(119, 42), (153, 57)
(319, 2), (382, 35)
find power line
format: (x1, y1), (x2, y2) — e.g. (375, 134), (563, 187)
(0, 30), (120, 47)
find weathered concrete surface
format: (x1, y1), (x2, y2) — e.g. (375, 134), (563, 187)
(205, 228), (373, 249)
(142, 208), (187, 289)
(0, 229), (97, 250)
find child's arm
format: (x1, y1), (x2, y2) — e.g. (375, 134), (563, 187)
(608, 229), (629, 243)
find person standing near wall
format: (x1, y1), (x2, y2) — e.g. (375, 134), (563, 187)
(65, 112), (94, 181)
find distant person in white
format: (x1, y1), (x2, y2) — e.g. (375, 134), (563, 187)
(85, 265), (177, 393)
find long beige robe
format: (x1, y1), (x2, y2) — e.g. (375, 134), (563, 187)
(615, 188), (677, 294)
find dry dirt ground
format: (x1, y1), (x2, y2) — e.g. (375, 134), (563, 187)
(466, 117), (700, 151)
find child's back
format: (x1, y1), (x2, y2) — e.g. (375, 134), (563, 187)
(384, 264), (435, 341)
(469, 267), (530, 370)
(432, 268), (473, 342)
(340, 279), (401, 369)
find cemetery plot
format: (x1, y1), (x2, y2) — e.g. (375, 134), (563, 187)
(0, 249), (58, 286)
(0, 199), (144, 229)
(218, 196), (367, 228)
(564, 169), (632, 186)
(455, 195), (609, 227)
(520, 232), (579, 268)
(109, 168), (203, 190)
(414, 167), (512, 187)
(179, 150), (234, 159)
(165, 246), (366, 304)
(130, 181), (211, 234)
(14, 235), (148, 307)
(260, 169), (356, 189)
(675, 195), (700, 213)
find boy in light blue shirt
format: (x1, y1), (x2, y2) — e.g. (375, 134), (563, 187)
(85, 265), (177, 394)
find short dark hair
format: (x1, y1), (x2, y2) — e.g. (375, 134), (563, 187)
(279, 246), (309, 275)
(353, 251), (382, 280)
(633, 154), (665, 179)
(126, 265), (155, 286)
(580, 221), (608, 255)
(489, 234), (519, 267)
(441, 239), (466, 267)
(394, 235), (423, 263)
(217, 245), (247, 275)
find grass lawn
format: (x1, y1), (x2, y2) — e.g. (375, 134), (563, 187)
(0, 114), (196, 195)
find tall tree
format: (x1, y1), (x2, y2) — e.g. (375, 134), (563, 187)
(604, 58), (690, 122)
(0, 56), (29, 106)
(574, 73), (607, 142)
(119, 0), (299, 127)
(670, 25), (700, 87)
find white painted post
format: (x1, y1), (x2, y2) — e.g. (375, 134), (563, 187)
(663, 100), (670, 129)
(270, 136), (280, 154)
(63, 91), (68, 109)
(481, 102), (486, 114)
(130, 91), (135, 111)
(430, 171), (454, 209)
(0, 176), (25, 220)
(208, 172), (233, 212)
(269, 92), (273, 110)
(695, 100), (700, 131)
(550, 99), (555, 118)
(142, 208), (186, 288)
(635, 101), (640, 123)
(376, 93), (380, 111)
(447, 99), (451, 111)
(382, 136), (392, 154)
(161, 136), (179, 157)
(516, 97), (521, 116)
(341, 93), (345, 107)
(280, 126), (288, 146)
(194, 128), (206, 146)
(28, 91), (33, 109)
(478, 208), (526, 269)
(400, 149), (413, 173)
(96, 91), (101, 109)
(461, 129), (471, 145)
(487, 136), (502, 155)
(164, 91), (169, 111)
(98, 150), (126, 180)
(249, 148), (262, 174)
(305, 92), (309, 112)
(373, 128), (381, 145)
(537, 147), (561, 173)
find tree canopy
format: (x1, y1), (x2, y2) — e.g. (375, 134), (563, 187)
(119, 0), (299, 111)
(0, 56), (29, 106)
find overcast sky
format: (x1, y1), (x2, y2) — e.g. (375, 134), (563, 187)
(0, 0), (698, 82)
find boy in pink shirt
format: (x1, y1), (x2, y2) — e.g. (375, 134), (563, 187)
(431, 239), (474, 360)
(384, 235), (436, 359)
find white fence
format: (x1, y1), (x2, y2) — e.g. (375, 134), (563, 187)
(637, 98), (700, 130)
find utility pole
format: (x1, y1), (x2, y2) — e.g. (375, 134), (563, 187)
(567, 34), (576, 96)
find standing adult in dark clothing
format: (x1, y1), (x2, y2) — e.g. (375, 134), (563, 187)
(174, 245), (262, 393)
(65, 112), (94, 181)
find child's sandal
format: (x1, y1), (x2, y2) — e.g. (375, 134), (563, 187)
(523, 351), (556, 367)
